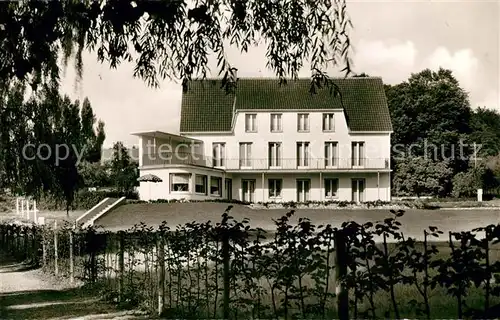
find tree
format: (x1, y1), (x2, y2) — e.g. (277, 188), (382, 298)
(469, 107), (500, 158)
(393, 157), (453, 197)
(0, 0), (353, 90)
(80, 97), (106, 163)
(386, 68), (472, 179)
(387, 68), (471, 150)
(0, 83), (106, 216)
(78, 161), (111, 188)
(110, 142), (139, 193)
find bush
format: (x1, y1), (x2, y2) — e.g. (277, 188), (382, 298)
(452, 171), (476, 198)
(452, 165), (499, 198)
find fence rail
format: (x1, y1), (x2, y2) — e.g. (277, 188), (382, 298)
(1, 209), (499, 319)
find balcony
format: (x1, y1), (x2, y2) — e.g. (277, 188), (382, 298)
(141, 152), (210, 167)
(223, 158), (390, 171)
(141, 153), (390, 171)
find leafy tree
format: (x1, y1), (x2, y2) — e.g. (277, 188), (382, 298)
(386, 68), (472, 166)
(0, 0), (353, 90)
(78, 161), (111, 188)
(469, 107), (500, 158)
(393, 157), (453, 197)
(80, 97), (106, 163)
(387, 68), (473, 195)
(0, 83), (28, 193)
(110, 141), (139, 193)
(0, 83), (106, 215)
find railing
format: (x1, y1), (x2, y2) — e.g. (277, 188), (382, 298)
(142, 152), (211, 167)
(142, 153), (390, 170)
(223, 158), (390, 170)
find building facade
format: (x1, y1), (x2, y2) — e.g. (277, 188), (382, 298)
(134, 77), (393, 203)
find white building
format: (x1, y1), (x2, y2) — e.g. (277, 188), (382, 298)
(133, 77), (393, 203)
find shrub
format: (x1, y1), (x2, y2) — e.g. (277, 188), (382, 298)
(452, 165), (499, 198)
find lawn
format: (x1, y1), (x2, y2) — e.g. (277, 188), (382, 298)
(93, 202), (500, 242)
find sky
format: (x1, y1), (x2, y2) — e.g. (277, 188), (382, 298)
(59, 0), (500, 148)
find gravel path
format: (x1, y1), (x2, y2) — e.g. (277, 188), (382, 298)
(0, 252), (149, 319)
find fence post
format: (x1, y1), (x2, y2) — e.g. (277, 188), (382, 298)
(16, 226), (20, 257)
(334, 229), (349, 320)
(222, 230), (230, 320)
(23, 226), (28, 261)
(157, 232), (165, 316)
(69, 230), (74, 283)
(118, 231), (125, 302)
(42, 228), (47, 269)
(33, 200), (37, 224)
(32, 226), (38, 266)
(54, 220), (58, 277)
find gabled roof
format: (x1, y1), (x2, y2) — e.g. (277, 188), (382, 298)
(180, 77), (393, 133)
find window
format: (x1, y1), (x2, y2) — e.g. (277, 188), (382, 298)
(296, 142), (310, 167)
(242, 179), (255, 202)
(195, 175), (207, 194)
(296, 179), (310, 202)
(324, 178), (339, 199)
(352, 178), (365, 203)
(324, 142), (338, 167)
(352, 142), (365, 166)
(239, 142), (252, 167)
(245, 114), (257, 132)
(170, 173), (190, 192)
(212, 143), (225, 167)
(268, 142), (282, 167)
(225, 179), (232, 200)
(323, 113), (335, 131)
(297, 113), (309, 132)
(210, 176), (222, 196)
(268, 179), (282, 198)
(270, 113), (282, 132)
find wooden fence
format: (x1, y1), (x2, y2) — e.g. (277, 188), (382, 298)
(0, 209), (499, 319)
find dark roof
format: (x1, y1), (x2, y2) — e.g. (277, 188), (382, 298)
(180, 77), (393, 132)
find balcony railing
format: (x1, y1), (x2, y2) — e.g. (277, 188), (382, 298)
(142, 152), (210, 167)
(224, 158), (389, 170)
(142, 153), (390, 170)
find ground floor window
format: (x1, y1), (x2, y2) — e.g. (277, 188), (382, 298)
(242, 179), (256, 202)
(210, 176), (222, 196)
(351, 178), (365, 202)
(324, 178), (339, 199)
(268, 179), (282, 198)
(195, 174), (207, 194)
(296, 179), (310, 202)
(225, 179), (232, 200)
(171, 173), (191, 192)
